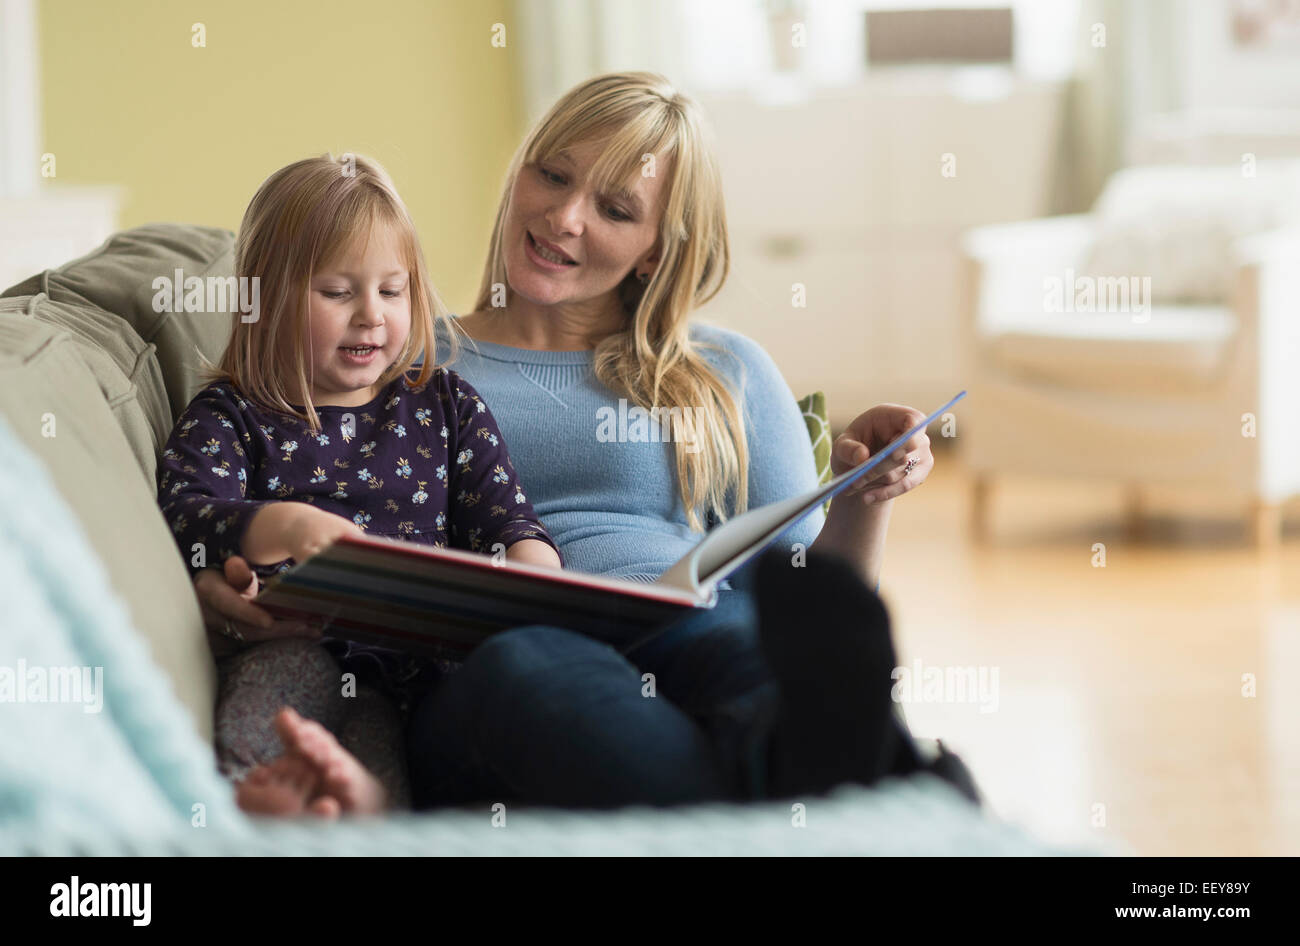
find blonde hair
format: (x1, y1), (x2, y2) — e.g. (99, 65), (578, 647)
(210, 152), (454, 431)
(474, 72), (746, 531)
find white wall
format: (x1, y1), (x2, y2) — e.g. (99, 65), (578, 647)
(1182, 1), (1300, 112)
(1125, 0), (1300, 123)
(0, 0), (39, 197)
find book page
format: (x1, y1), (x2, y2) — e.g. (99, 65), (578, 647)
(656, 391), (967, 595)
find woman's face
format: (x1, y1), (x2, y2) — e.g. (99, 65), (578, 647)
(503, 138), (668, 310)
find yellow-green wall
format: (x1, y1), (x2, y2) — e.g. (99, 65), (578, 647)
(37, 0), (523, 312)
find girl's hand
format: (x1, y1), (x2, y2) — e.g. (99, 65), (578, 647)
(830, 403), (934, 506)
(243, 501), (364, 566)
(280, 503), (366, 563)
(193, 555), (322, 650)
(504, 537), (563, 569)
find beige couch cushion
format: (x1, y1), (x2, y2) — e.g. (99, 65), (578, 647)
(989, 305), (1237, 395)
(3, 223), (236, 425)
(0, 299), (215, 741)
(0, 224), (242, 748)
(3, 292), (171, 480)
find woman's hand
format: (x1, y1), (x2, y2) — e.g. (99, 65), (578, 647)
(831, 403), (934, 506)
(194, 555), (322, 651)
(812, 403), (932, 587)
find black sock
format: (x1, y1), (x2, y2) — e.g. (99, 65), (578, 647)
(756, 548), (901, 798)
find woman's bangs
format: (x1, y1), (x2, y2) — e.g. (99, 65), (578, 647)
(528, 107), (680, 202)
(589, 115), (678, 200)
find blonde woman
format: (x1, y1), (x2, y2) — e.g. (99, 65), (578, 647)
(200, 73), (979, 812)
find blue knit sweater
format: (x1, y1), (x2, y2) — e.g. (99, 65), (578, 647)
(437, 320), (824, 583)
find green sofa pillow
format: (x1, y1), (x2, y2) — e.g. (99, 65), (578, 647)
(797, 390), (832, 514)
(2, 223), (236, 426)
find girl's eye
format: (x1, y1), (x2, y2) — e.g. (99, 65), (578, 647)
(603, 203), (632, 222)
(538, 166), (565, 186)
(321, 288), (403, 299)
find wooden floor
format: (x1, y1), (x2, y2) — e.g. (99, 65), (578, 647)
(879, 448), (1300, 856)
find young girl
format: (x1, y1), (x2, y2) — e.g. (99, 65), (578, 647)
(156, 153), (562, 814)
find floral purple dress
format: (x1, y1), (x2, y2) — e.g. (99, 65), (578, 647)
(155, 368), (561, 792)
(158, 368), (559, 582)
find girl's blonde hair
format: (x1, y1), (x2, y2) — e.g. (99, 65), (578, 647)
(474, 72), (746, 531)
(211, 152), (453, 431)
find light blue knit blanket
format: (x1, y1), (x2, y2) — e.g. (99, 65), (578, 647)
(0, 413), (1091, 856)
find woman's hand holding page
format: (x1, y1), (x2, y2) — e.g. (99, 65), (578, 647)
(832, 404), (934, 506)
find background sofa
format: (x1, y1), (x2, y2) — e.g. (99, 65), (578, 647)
(961, 158), (1300, 547)
(0, 224), (1089, 855)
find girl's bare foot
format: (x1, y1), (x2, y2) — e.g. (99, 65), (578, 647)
(276, 706), (388, 815)
(236, 754), (332, 816)
(234, 707), (388, 817)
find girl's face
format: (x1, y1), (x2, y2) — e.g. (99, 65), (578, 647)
(306, 223), (412, 407)
(503, 138), (668, 310)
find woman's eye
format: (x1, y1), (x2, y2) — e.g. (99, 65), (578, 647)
(539, 166), (565, 185)
(381, 289), (403, 297)
(321, 290), (347, 299)
(603, 204), (631, 222)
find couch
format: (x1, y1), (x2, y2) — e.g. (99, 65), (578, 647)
(0, 224), (1086, 855)
(961, 160), (1300, 546)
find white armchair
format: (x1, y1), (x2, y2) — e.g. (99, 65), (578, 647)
(960, 178), (1300, 547)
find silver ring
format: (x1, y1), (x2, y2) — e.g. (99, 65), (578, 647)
(903, 455), (918, 476)
(222, 618), (245, 642)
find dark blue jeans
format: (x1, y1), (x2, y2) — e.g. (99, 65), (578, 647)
(405, 589), (781, 808)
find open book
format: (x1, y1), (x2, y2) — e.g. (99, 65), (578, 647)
(255, 391), (966, 659)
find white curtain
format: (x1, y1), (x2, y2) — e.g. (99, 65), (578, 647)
(512, 0), (690, 123)
(511, 0), (1093, 123)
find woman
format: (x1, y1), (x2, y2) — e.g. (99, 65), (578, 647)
(197, 72), (976, 813)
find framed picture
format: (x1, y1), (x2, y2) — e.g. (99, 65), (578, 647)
(1232, 0), (1300, 49)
